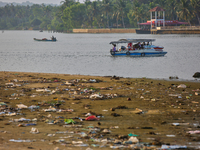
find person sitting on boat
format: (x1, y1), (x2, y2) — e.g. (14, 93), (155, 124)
(128, 42), (132, 50)
(134, 42), (141, 49)
(112, 44), (117, 52)
(132, 45), (136, 50)
(140, 42), (145, 49)
(121, 46), (126, 51)
(138, 42), (141, 47)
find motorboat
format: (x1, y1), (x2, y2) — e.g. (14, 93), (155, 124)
(33, 36), (57, 41)
(109, 39), (167, 57)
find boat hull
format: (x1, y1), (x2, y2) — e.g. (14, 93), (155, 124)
(110, 50), (167, 57)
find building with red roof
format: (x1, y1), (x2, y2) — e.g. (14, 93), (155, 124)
(136, 6), (188, 34)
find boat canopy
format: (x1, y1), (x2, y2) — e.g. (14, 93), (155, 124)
(109, 39), (155, 45)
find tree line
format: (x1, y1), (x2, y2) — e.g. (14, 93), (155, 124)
(0, 0), (199, 32)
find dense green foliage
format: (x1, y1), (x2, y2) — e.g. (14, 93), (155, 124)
(0, 0), (199, 31)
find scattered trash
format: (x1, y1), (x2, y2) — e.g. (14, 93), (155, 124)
(30, 127), (39, 134)
(74, 144), (89, 147)
(160, 145), (187, 149)
(172, 123), (189, 126)
(13, 118), (31, 122)
(86, 148), (93, 150)
(63, 125), (82, 128)
(102, 129), (111, 133)
(16, 104), (28, 109)
(1, 72), (200, 150)
(128, 133), (139, 137)
(36, 88), (51, 92)
(9, 139), (32, 142)
(64, 119), (76, 124)
(90, 94), (103, 99)
(169, 94), (182, 97)
(44, 106), (56, 112)
(54, 147), (60, 150)
(188, 130), (200, 134)
(85, 115), (99, 121)
(47, 134), (55, 137)
(127, 136), (139, 143)
(0, 102), (7, 106)
(166, 135), (176, 137)
(177, 84), (187, 88)
(28, 105), (40, 109)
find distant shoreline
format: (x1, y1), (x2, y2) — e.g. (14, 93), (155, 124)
(72, 27), (200, 34)
(1, 71), (199, 83)
(2, 28), (200, 34)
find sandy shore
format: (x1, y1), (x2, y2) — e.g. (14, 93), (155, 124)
(0, 71), (200, 150)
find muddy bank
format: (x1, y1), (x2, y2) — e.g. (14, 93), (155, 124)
(0, 71), (200, 150)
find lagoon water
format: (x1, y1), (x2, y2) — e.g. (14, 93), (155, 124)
(0, 30), (200, 81)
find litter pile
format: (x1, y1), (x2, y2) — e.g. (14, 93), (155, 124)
(0, 72), (200, 150)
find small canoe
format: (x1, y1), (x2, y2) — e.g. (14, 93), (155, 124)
(33, 38), (57, 42)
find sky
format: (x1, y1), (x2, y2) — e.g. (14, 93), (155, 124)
(1, 0), (87, 5)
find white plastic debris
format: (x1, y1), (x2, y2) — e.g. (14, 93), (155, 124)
(5, 112), (16, 116)
(13, 118), (31, 122)
(16, 104), (28, 109)
(177, 84), (187, 88)
(172, 123), (180, 126)
(85, 113), (92, 116)
(36, 88), (51, 92)
(86, 148), (93, 150)
(90, 94), (103, 99)
(102, 129), (111, 133)
(5, 83), (14, 86)
(89, 79), (96, 82)
(65, 81), (73, 85)
(9, 139), (32, 142)
(44, 106), (56, 112)
(13, 79), (18, 82)
(28, 105), (40, 109)
(188, 130), (200, 134)
(161, 145), (187, 149)
(166, 135), (176, 137)
(30, 127), (39, 134)
(72, 141), (83, 144)
(128, 137), (139, 143)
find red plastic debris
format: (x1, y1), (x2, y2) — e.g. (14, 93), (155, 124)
(85, 115), (100, 121)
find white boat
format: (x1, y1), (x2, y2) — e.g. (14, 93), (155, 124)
(109, 39), (167, 57)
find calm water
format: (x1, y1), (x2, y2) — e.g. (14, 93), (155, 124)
(0, 30), (200, 81)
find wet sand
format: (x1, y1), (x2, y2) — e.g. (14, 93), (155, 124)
(0, 71), (200, 150)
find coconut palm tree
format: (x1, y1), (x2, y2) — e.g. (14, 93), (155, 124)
(165, 0), (178, 20)
(190, 0), (200, 25)
(116, 0), (126, 28)
(102, 0), (112, 28)
(131, 0), (141, 27)
(176, 0), (192, 25)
